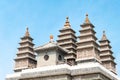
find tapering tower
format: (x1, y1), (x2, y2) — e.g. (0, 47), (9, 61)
(57, 17), (77, 65)
(76, 14), (100, 64)
(99, 31), (116, 74)
(14, 27), (37, 72)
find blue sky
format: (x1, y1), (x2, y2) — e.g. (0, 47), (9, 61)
(0, 0), (120, 80)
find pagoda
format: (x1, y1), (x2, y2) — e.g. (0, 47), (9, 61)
(99, 31), (116, 74)
(57, 17), (77, 65)
(14, 27), (37, 72)
(76, 14), (100, 63)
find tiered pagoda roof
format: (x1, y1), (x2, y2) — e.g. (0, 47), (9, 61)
(14, 27), (36, 72)
(99, 31), (116, 74)
(76, 14), (100, 63)
(57, 17), (77, 65)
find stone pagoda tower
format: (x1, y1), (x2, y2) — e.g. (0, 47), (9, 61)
(76, 14), (100, 63)
(57, 17), (77, 65)
(99, 31), (116, 74)
(14, 28), (37, 72)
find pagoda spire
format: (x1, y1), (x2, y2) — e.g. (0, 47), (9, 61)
(99, 31), (116, 74)
(64, 17), (71, 27)
(76, 14), (100, 64)
(84, 13), (90, 23)
(14, 28), (36, 72)
(57, 17), (77, 65)
(101, 30), (107, 40)
(25, 27), (30, 37)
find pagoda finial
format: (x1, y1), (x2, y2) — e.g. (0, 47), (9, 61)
(25, 27), (30, 37)
(85, 13), (90, 23)
(50, 35), (54, 42)
(101, 30), (107, 40)
(66, 16), (69, 21)
(103, 30), (105, 34)
(64, 16), (71, 27)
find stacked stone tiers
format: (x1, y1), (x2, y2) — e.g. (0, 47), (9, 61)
(57, 17), (77, 65)
(99, 31), (116, 74)
(14, 28), (36, 72)
(76, 19), (100, 63)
